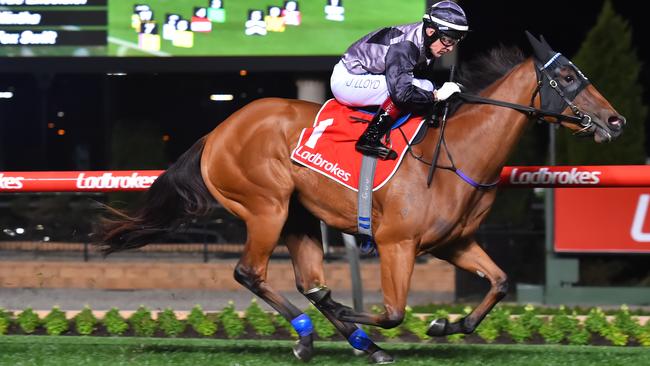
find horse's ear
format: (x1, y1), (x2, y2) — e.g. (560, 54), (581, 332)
(539, 35), (555, 53)
(525, 31), (553, 62)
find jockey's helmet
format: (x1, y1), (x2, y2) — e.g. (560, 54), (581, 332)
(423, 1), (469, 42)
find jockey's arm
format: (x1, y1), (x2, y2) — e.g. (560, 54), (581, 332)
(385, 42), (436, 109)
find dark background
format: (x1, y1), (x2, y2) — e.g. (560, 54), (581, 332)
(0, 0), (647, 171)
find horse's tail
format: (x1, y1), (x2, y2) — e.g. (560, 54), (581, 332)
(96, 136), (214, 255)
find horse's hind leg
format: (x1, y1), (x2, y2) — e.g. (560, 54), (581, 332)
(233, 205), (315, 361)
(284, 231), (394, 365)
(428, 239), (508, 336)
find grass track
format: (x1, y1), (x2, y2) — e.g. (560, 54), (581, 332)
(0, 336), (648, 366)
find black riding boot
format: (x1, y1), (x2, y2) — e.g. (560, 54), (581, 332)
(355, 110), (398, 160)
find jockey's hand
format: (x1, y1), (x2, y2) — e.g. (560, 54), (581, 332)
(435, 82), (461, 101)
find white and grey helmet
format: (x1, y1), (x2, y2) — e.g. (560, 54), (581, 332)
(423, 1), (469, 41)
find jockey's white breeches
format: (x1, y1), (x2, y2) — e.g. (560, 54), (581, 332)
(330, 60), (434, 107)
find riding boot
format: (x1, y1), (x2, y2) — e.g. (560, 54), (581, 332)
(355, 98), (400, 160)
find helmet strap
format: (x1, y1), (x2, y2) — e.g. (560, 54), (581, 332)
(422, 23), (441, 56)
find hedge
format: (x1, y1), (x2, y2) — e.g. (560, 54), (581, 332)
(0, 303), (648, 346)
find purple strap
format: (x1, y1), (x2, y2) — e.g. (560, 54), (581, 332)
(454, 168), (499, 190)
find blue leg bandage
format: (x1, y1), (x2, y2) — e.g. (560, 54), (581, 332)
(348, 328), (372, 351)
(290, 313), (314, 337)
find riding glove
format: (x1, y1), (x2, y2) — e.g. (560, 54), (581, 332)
(435, 82), (461, 101)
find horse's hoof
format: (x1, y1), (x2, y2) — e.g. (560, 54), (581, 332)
(369, 350), (394, 364)
(426, 318), (448, 337)
(292, 341), (313, 362)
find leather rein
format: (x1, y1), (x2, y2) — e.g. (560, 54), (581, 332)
(413, 54), (595, 189)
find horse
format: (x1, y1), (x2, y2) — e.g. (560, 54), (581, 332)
(97, 33), (625, 363)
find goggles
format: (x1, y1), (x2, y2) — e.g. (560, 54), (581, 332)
(438, 34), (461, 47)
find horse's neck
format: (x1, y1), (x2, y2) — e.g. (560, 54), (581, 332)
(441, 60), (538, 183)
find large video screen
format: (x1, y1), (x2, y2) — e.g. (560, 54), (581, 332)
(0, 0), (424, 57)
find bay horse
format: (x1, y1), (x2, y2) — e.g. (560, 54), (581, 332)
(98, 33), (625, 363)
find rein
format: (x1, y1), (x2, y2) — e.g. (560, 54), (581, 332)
(454, 92), (583, 124)
(426, 66), (455, 187)
(456, 56), (593, 129)
(399, 125), (500, 190)
(405, 54), (596, 190)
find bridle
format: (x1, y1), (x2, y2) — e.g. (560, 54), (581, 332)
(456, 52), (595, 134)
(412, 53), (602, 189)
(532, 52), (596, 137)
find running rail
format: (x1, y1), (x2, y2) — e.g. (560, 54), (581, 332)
(1, 166), (650, 192)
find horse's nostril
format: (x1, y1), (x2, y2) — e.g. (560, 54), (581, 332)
(607, 116), (624, 130)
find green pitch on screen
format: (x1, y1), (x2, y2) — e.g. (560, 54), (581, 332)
(109, 0), (424, 56)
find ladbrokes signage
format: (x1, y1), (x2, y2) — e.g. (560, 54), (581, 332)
(508, 167), (601, 186)
(76, 172), (157, 190)
(555, 188), (650, 253)
(0, 171), (163, 192)
(0, 173), (24, 189)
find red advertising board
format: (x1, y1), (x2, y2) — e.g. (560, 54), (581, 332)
(2, 167), (650, 254)
(0, 171), (163, 192)
(555, 188), (650, 253)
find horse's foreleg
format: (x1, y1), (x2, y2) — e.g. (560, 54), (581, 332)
(428, 240), (508, 336)
(310, 240), (416, 330)
(233, 214), (315, 362)
(285, 234), (393, 364)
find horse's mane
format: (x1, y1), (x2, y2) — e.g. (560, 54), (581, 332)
(455, 45), (526, 94)
(444, 45), (525, 117)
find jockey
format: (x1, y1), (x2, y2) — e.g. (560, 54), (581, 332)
(330, 1), (469, 160)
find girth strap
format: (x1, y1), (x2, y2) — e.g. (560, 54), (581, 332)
(357, 155), (378, 255)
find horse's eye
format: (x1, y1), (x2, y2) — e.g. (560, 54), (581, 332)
(564, 75), (575, 83)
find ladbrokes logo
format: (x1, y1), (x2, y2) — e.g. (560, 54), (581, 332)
(0, 173), (24, 189)
(76, 172), (157, 189)
(509, 167), (601, 185)
(294, 146), (352, 182)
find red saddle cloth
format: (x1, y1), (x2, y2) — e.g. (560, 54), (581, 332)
(291, 99), (426, 191)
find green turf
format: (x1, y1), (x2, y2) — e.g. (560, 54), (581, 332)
(0, 336), (648, 366)
(108, 0), (424, 56)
